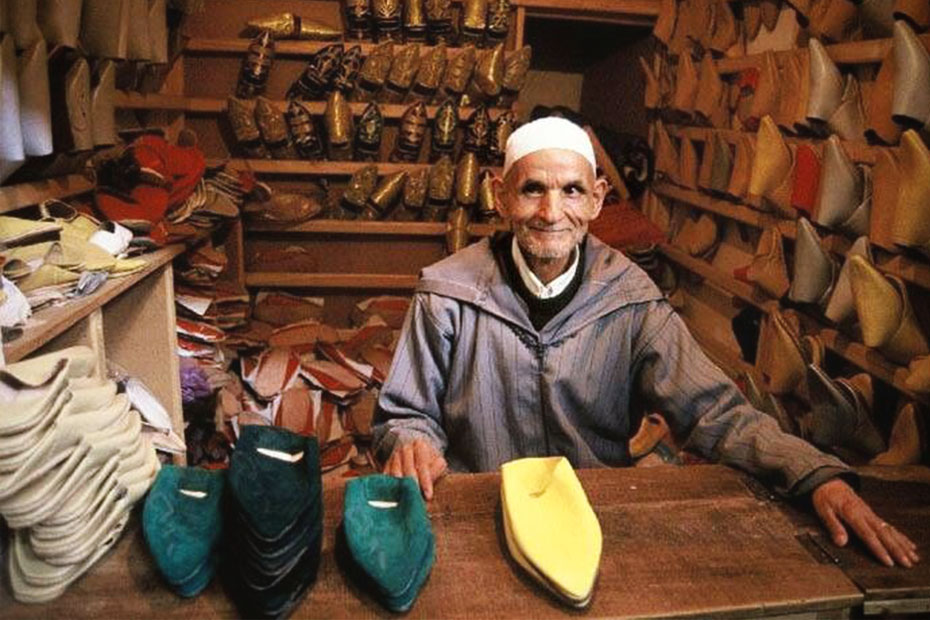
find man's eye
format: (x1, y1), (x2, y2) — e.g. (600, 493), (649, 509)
(564, 184), (586, 196)
(520, 182), (545, 196)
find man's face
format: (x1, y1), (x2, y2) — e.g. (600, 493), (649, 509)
(494, 149), (607, 260)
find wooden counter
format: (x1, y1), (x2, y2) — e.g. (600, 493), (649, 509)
(3, 464), (892, 618)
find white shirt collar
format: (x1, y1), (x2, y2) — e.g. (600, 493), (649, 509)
(511, 236), (580, 300)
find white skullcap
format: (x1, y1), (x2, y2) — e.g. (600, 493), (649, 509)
(503, 116), (597, 177)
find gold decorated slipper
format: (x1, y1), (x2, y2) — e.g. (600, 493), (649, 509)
(245, 13), (342, 39)
(849, 255), (930, 365)
(789, 217), (838, 306)
(501, 457), (601, 608)
(891, 130), (930, 256)
(734, 226), (790, 298)
(824, 236), (873, 324)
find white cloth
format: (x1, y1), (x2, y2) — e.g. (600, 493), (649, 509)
(511, 237), (579, 299)
(503, 117), (597, 177)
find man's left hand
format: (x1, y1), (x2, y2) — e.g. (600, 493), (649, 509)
(812, 478), (920, 568)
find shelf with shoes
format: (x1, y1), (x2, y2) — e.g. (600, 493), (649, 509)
(113, 92), (511, 119)
(0, 174), (96, 216)
(247, 218), (508, 236)
(245, 272), (419, 289)
(185, 37), (524, 57)
(653, 182), (930, 291)
(224, 158), (503, 176)
(657, 238), (930, 407)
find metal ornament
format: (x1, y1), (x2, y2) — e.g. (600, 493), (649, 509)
(355, 102), (384, 161)
(441, 45), (476, 99)
(383, 43), (422, 102)
(477, 169), (499, 221)
(501, 44), (532, 105)
(426, 0), (453, 44)
(404, 0), (427, 41)
(288, 43), (344, 100)
(227, 96), (269, 158)
(255, 96), (297, 159)
(468, 42), (504, 100)
(333, 44), (364, 94)
(355, 42), (394, 101)
(246, 13), (342, 40)
(345, 0), (372, 40)
(460, 0), (488, 46)
(324, 90), (355, 159)
(463, 104), (491, 159)
(342, 164), (379, 216)
(396, 167), (429, 220)
(236, 30), (275, 98)
(445, 206), (470, 253)
(372, 0), (402, 42)
(410, 42), (447, 101)
(285, 99), (324, 159)
(426, 154), (455, 219)
(364, 170), (408, 219)
(486, 110), (515, 166)
(487, 0), (511, 44)
(455, 151), (480, 205)
(390, 101), (428, 162)
(430, 98), (459, 161)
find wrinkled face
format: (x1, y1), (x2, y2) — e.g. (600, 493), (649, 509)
(494, 149), (606, 260)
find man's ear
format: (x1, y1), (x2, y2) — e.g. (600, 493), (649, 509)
(491, 174), (508, 217)
(590, 176), (609, 220)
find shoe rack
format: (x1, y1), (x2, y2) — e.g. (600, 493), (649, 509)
(0, 182), (187, 464)
(643, 0), (930, 467)
(116, 0), (660, 324)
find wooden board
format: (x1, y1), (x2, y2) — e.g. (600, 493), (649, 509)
(0, 465), (863, 619)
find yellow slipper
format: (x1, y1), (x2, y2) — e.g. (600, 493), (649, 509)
(501, 457), (602, 608)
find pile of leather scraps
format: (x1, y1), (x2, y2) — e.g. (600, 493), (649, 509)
(203, 295), (411, 478)
(173, 241), (250, 377)
(0, 200), (149, 336)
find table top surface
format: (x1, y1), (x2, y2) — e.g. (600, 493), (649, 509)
(4, 464), (925, 619)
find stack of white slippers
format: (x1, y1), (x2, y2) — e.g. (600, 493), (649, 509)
(0, 346), (159, 603)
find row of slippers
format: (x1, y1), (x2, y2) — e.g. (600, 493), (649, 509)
(237, 33), (531, 109)
(227, 93), (515, 166)
(654, 0), (929, 57)
(1, 346), (160, 604)
(740, 364), (924, 465)
(644, 19), (930, 147)
(667, 210), (930, 386)
(654, 118), (930, 258)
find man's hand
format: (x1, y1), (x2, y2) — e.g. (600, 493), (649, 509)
(383, 439), (448, 500)
(812, 478), (920, 568)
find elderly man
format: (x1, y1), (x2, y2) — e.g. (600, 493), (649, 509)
(372, 117), (919, 568)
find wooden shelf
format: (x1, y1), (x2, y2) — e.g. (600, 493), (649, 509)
(666, 125), (885, 166)
(659, 240), (930, 406)
(714, 33), (930, 74)
(114, 92), (510, 120)
(4, 245), (185, 363)
(0, 174), (95, 216)
(653, 182), (930, 291)
(226, 159), (503, 176)
(247, 218), (508, 236)
(245, 272), (419, 289)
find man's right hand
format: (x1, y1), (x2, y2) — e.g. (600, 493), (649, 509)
(383, 438), (448, 500)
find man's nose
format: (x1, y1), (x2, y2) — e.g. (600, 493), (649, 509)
(537, 190), (564, 222)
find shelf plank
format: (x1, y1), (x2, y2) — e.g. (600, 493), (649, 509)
(245, 272), (420, 289)
(114, 92), (509, 120)
(516, 0), (660, 14)
(666, 125), (884, 166)
(4, 245), (185, 363)
(713, 33), (930, 74)
(653, 182), (930, 291)
(226, 159), (503, 176)
(246, 218), (509, 236)
(0, 174), (95, 216)
(659, 240), (930, 406)
(185, 38), (523, 57)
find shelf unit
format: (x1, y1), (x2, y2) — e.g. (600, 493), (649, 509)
(0, 173), (95, 215)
